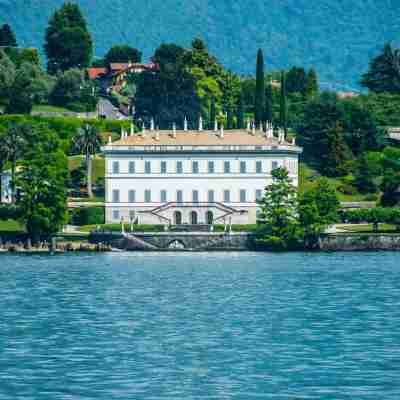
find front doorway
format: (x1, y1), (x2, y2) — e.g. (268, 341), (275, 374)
(190, 211), (198, 225)
(174, 211), (182, 225)
(206, 211), (214, 225)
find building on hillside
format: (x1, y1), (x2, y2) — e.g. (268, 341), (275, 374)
(0, 170), (12, 204)
(102, 120), (302, 226)
(387, 127), (400, 142)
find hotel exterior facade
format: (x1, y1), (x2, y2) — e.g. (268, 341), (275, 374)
(102, 123), (302, 226)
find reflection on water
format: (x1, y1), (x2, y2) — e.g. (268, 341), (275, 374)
(0, 252), (400, 399)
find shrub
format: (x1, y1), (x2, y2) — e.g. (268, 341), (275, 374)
(69, 207), (105, 226)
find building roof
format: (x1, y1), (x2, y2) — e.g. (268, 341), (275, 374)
(87, 67), (107, 80)
(105, 129), (302, 153)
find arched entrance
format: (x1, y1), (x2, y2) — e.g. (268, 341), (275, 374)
(206, 211), (214, 225)
(174, 211), (182, 225)
(190, 211), (198, 225)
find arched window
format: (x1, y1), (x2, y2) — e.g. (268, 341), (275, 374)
(206, 211), (214, 225)
(174, 211), (182, 225)
(190, 211), (198, 225)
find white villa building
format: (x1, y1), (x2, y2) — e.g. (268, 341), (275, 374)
(102, 120), (302, 226)
(0, 170), (12, 204)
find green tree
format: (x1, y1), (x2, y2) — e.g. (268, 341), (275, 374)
(354, 152), (382, 193)
(0, 24), (17, 47)
(279, 71), (287, 133)
(264, 83), (273, 122)
(325, 121), (349, 177)
(380, 147), (400, 207)
(305, 68), (319, 99)
(209, 97), (216, 128)
(256, 167), (301, 250)
(73, 124), (102, 198)
(104, 45), (142, 66)
(0, 50), (16, 104)
(17, 126), (68, 242)
(0, 123), (29, 202)
(254, 49), (265, 125)
(361, 43), (400, 93)
(285, 67), (307, 95)
(45, 2), (93, 74)
(299, 178), (339, 248)
(236, 91), (244, 129)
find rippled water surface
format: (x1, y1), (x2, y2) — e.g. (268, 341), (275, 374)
(1, 252), (400, 399)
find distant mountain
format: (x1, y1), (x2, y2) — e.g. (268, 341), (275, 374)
(1, 0), (400, 89)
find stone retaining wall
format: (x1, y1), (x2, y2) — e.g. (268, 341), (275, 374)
(320, 234), (400, 251)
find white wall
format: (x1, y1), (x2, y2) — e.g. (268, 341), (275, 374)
(0, 172), (12, 204)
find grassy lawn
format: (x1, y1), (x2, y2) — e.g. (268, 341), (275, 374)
(68, 154), (105, 183)
(336, 223), (398, 233)
(299, 162), (379, 202)
(0, 219), (24, 233)
(32, 104), (71, 113)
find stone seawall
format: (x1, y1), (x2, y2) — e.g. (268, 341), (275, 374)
(320, 234), (400, 251)
(90, 232), (255, 251)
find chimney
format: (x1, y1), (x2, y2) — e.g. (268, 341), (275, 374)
(184, 116), (188, 132)
(199, 116), (203, 132)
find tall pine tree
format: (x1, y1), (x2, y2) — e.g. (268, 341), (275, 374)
(45, 3), (93, 74)
(209, 98), (216, 129)
(305, 68), (319, 99)
(254, 49), (265, 125)
(279, 71), (287, 133)
(236, 91), (244, 129)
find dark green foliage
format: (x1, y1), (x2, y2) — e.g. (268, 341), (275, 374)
(236, 91), (244, 129)
(361, 43), (400, 93)
(380, 147), (400, 207)
(16, 125), (68, 241)
(0, 205), (21, 220)
(226, 107), (233, 129)
(286, 67), (307, 95)
(325, 121), (349, 177)
(256, 167), (302, 250)
(264, 84), (273, 122)
(354, 152), (382, 193)
(135, 43), (200, 128)
(305, 68), (319, 99)
(70, 207), (104, 225)
(45, 2), (93, 73)
(0, 24), (17, 47)
(254, 49), (265, 125)
(340, 208), (400, 231)
(279, 71), (287, 132)
(299, 178), (340, 248)
(209, 97), (216, 128)
(103, 45), (142, 66)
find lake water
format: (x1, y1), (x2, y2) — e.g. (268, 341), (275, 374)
(0, 252), (400, 399)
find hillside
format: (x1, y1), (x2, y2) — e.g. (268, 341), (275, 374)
(1, 0), (400, 89)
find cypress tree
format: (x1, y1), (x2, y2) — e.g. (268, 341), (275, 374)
(209, 98), (216, 129)
(264, 84), (273, 123)
(305, 68), (319, 99)
(279, 71), (287, 133)
(227, 107), (233, 129)
(237, 91), (244, 129)
(0, 24), (17, 47)
(254, 49), (265, 125)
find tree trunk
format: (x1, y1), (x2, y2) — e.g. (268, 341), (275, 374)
(87, 153), (93, 198)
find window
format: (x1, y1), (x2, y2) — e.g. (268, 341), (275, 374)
(129, 161), (135, 174)
(208, 161), (215, 173)
(240, 161), (247, 173)
(112, 189), (120, 203)
(161, 161), (167, 174)
(256, 189), (262, 200)
(176, 161), (183, 174)
(145, 161), (151, 174)
(128, 190), (136, 203)
(112, 161), (119, 174)
(256, 161), (262, 173)
(240, 189), (247, 203)
(112, 210), (120, 220)
(177, 190), (183, 203)
(192, 190), (199, 203)
(160, 190), (167, 202)
(144, 190), (151, 203)
(272, 161), (278, 170)
(208, 190), (215, 202)
(192, 161), (199, 174)
(224, 161), (231, 173)
(224, 190), (230, 202)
